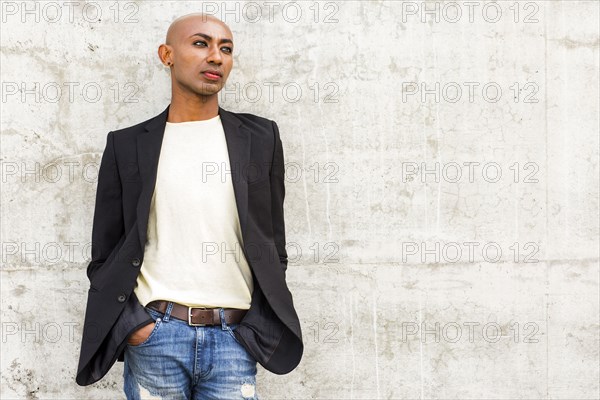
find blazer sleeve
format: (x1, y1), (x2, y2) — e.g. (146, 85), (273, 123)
(269, 120), (288, 277)
(86, 131), (125, 282)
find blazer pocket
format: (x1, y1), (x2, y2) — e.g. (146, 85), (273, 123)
(88, 285), (100, 293)
(247, 178), (270, 192)
(122, 161), (141, 184)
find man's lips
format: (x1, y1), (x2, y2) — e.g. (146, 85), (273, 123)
(202, 71), (222, 80)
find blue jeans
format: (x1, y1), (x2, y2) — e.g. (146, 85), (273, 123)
(123, 302), (259, 399)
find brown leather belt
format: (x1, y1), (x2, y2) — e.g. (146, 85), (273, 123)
(146, 300), (247, 326)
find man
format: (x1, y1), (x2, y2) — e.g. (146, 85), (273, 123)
(75, 13), (303, 399)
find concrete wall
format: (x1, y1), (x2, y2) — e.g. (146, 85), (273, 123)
(1, 1), (598, 399)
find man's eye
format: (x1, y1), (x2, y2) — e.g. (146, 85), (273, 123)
(193, 40), (207, 46)
(222, 47), (232, 53)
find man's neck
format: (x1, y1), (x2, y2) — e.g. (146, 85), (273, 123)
(167, 95), (219, 123)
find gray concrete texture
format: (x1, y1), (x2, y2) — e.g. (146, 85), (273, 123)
(1, 0), (599, 399)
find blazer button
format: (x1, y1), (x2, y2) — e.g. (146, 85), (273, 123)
(117, 294), (127, 303)
(132, 258), (141, 267)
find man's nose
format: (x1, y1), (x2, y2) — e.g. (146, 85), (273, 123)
(206, 45), (222, 64)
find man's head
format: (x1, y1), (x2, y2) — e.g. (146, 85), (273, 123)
(159, 13), (233, 100)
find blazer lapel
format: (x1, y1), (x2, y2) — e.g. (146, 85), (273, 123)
(219, 106), (251, 242)
(135, 104), (251, 249)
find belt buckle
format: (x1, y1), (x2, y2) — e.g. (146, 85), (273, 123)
(188, 306), (208, 326)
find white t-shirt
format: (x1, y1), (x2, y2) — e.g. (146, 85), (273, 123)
(134, 115), (253, 309)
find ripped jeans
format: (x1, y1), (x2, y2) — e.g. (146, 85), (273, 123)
(123, 302), (259, 400)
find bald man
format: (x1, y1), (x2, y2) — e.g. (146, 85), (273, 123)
(76, 12), (304, 400)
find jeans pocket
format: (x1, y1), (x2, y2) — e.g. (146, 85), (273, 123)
(225, 323), (240, 343)
(128, 315), (162, 348)
(225, 323), (258, 365)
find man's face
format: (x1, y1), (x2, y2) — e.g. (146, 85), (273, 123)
(167, 18), (234, 98)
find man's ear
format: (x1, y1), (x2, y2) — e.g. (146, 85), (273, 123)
(157, 44), (172, 66)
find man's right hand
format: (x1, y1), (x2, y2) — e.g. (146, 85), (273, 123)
(127, 322), (156, 346)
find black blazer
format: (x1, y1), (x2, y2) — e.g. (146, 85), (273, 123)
(75, 104), (303, 386)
